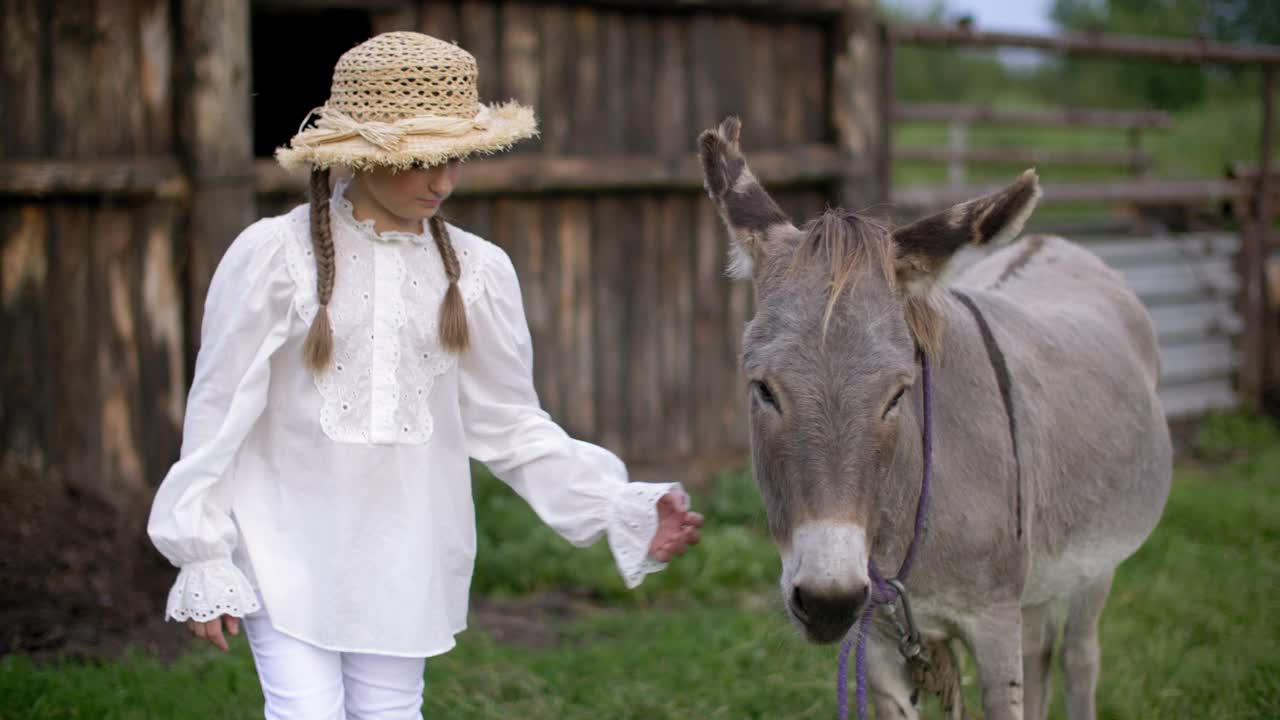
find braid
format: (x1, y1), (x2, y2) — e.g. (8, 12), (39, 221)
(430, 214), (469, 353)
(303, 167), (336, 371)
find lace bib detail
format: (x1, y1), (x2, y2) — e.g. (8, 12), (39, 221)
(282, 190), (492, 445)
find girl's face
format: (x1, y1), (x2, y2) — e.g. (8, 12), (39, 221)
(355, 160), (461, 224)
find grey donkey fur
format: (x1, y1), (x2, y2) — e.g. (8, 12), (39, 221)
(699, 117), (1171, 720)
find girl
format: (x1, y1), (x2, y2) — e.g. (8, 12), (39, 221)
(147, 31), (702, 719)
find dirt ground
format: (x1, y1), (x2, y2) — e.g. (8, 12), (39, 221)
(0, 454), (588, 663)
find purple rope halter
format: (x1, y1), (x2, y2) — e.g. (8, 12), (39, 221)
(836, 352), (934, 720)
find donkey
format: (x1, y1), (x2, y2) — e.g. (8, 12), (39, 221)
(698, 117), (1171, 720)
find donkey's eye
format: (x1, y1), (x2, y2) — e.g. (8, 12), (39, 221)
(883, 386), (907, 419)
(752, 380), (780, 412)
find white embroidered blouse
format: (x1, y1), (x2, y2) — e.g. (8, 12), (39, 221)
(147, 179), (681, 657)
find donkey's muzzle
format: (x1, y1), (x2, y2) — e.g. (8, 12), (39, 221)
(790, 582), (868, 644)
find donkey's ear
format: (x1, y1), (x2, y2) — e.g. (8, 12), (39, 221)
(892, 169), (1042, 292)
(699, 116), (798, 279)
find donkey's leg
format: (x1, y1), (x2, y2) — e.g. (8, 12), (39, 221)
(866, 634), (919, 720)
(1060, 572), (1114, 720)
(1021, 601), (1060, 720)
(964, 603), (1026, 720)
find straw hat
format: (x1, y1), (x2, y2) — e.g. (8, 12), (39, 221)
(276, 32), (538, 171)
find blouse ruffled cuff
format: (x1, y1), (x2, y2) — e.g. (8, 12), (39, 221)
(607, 481), (686, 589)
(165, 558), (262, 622)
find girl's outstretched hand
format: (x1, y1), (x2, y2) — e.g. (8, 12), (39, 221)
(648, 491), (704, 562)
(185, 615), (241, 652)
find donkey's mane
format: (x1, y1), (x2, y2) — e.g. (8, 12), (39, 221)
(788, 208), (943, 356)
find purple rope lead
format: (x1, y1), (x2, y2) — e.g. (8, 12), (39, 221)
(836, 352), (933, 720)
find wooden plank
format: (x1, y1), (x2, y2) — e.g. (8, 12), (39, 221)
(599, 9), (628, 154)
(500, 2), (541, 155)
(259, 0), (845, 12)
(688, 11), (734, 455)
(138, 0), (174, 153)
(459, 2), (499, 103)
(1119, 258), (1238, 304)
(47, 206), (99, 496)
(502, 198), (555, 413)
(370, 2), (420, 34)
(894, 103), (1173, 130)
(691, 199), (730, 455)
(746, 20), (778, 150)
(538, 5), (572, 156)
(619, 195), (655, 458)
(798, 21), (829, 146)
(654, 15), (688, 158)
(1258, 67), (1276, 399)
(569, 7), (602, 155)
(1159, 338), (1237, 385)
(97, 0), (151, 514)
(1080, 232), (1239, 267)
(639, 194), (668, 458)
(624, 12), (658, 155)
(518, 198), (558, 418)
(551, 0), (846, 18)
(0, 158), (188, 199)
(1, 206), (49, 464)
(894, 178), (1245, 211)
(895, 145), (1152, 170)
(97, 208), (147, 504)
(180, 0), (256, 365)
(558, 198), (594, 438)
(591, 196), (630, 453)
(889, 22), (1280, 66)
(1159, 379), (1237, 419)
(776, 22), (809, 147)
(1, 0), (47, 157)
(1148, 300), (1243, 343)
(660, 194), (695, 457)
(831, 1), (885, 207)
(687, 11), (723, 138)
(255, 146), (847, 195)
(652, 16), (694, 457)
(719, 15), (755, 446)
(94, 0), (145, 155)
(1232, 192), (1265, 407)
(420, 0), (460, 44)
(48, 1), (100, 496)
(51, 2), (98, 159)
(136, 201), (186, 489)
(592, 6), (628, 449)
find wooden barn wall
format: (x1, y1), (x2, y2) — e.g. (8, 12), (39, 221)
(1, 0), (186, 640)
(257, 2), (836, 474)
(1, 0), (184, 507)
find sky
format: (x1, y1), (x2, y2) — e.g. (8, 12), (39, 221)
(885, 0), (1057, 34)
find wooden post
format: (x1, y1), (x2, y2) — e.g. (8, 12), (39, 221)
(1238, 67), (1276, 409)
(178, 0), (256, 372)
(830, 0), (885, 210)
(1259, 66), (1276, 403)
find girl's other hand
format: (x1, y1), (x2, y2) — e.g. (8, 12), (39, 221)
(648, 491), (704, 562)
(185, 615), (241, 652)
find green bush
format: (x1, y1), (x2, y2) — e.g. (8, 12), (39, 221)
(1193, 408), (1280, 463)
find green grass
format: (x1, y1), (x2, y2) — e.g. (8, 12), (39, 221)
(3, 421), (1278, 719)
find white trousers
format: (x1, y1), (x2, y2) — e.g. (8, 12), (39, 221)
(243, 604), (426, 720)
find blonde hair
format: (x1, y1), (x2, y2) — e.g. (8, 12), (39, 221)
(429, 214), (469, 353)
(302, 168), (470, 372)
